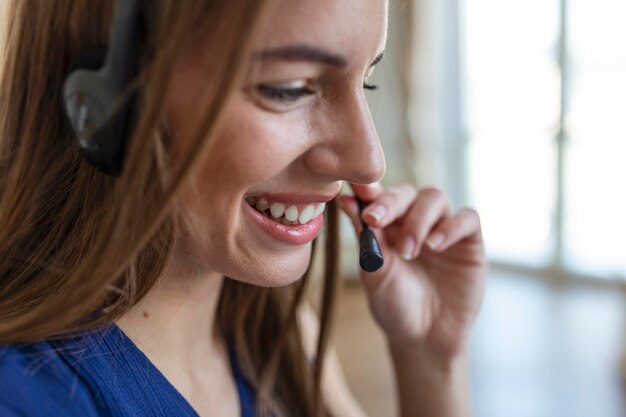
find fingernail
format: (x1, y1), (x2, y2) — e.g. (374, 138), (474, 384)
(363, 204), (387, 222)
(399, 235), (416, 260)
(426, 232), (445, 250)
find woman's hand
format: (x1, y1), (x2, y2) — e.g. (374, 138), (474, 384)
(337, 182), (487, 363)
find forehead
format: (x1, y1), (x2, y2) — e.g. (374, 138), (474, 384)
(257, 0), (388, 64)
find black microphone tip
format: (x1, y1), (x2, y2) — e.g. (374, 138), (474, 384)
(359, 228), (384, 272)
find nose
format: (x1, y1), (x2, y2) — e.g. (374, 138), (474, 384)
(303, 90), (386, 185)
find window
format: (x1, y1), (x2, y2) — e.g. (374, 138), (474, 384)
(462, 0), (626, 278)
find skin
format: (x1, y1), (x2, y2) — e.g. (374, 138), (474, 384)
(117, 0), (488, 416)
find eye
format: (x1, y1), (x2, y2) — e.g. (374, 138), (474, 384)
(256, 84), (315, 102)
(257, 81), (380, 104)
(363, 82), (378, 91)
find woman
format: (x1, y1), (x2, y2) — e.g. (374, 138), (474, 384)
(0, 0), (487, 416)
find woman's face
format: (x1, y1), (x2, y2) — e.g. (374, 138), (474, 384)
(165, 0), (388, 286)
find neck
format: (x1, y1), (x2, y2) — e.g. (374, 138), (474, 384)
(115, 247), (225, 370)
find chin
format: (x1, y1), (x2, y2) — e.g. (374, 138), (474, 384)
(238, 248), (312, 288)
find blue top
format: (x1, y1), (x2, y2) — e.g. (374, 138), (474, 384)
(0, 323), (256, 417)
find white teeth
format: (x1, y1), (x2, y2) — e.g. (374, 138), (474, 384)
(269, 202), (286, 218)
(255, 198), (269, 212)
(313, 202), (326, 218)
(255, 200), (327, 225)
(284, 205), (299, 222)
(298, 205), (315, 224)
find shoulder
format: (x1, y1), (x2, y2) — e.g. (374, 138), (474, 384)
(0, 342), (99, 417)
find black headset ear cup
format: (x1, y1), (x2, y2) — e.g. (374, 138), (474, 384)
(64, 0), (143, 177)
(64, 46), (130, 177)
(66, 47), (107, 74)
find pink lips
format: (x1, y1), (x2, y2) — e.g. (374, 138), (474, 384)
(244, 199), (325, 245)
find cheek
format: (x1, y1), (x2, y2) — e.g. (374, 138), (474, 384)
(197, 98), (312, 187)
(171, 97), (315, 283)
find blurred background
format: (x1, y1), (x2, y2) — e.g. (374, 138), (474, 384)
(324, 0), (626, 416)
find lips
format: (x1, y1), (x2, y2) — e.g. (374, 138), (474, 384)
(244, 199), (325, 245)
(243, 189), (340, 245)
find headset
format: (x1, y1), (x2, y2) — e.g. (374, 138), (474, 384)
(62, 0), (143, 177)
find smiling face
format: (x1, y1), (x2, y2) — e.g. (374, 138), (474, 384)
(165, 0), (388, 286)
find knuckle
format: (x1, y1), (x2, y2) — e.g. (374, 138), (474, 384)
(399, 181), (417, 194)
(418, 186), (445, 201)
(460, 207), (480, 221)
(418, 185), (439, 194)
(377, 191), (396, 206)
(404, 206), (422, 224)
(389, 182), (416, 198)
(400, 219), (425, 241)
(450, 216), (465, 230)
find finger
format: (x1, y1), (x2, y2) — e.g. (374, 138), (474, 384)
(336, 195), (363, 235)
(424, 207), (482, 252)
(349, 181), (385, 202)
(337, 195), (405, 248)
(337, 196), (404, 280)
(358, 182), (418, 228)
(395, 187), (451, 260)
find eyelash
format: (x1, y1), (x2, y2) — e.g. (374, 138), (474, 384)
(257, 82), (379, 102)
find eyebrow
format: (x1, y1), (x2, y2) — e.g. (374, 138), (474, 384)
(253, 43), (385, 69)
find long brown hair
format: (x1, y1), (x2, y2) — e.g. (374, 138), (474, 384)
(0, 1), (341, 416)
